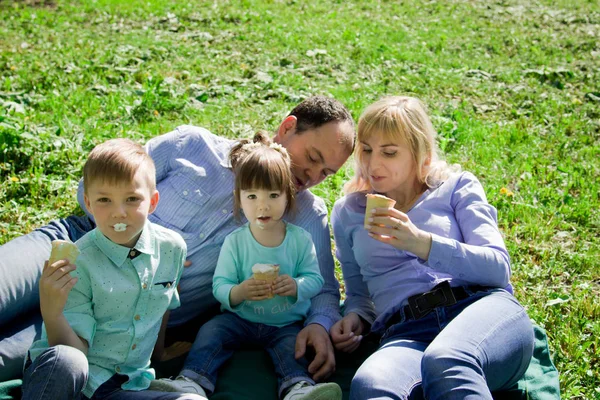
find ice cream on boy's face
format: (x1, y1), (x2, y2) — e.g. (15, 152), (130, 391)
(113, 223), (127, 232)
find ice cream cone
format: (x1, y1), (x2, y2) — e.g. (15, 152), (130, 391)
(48, 240), (80, 265)
(252, 263), (280, 299)
(364, 193), (396, 228)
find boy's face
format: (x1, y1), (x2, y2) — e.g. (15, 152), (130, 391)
(84, 169), (159, 248)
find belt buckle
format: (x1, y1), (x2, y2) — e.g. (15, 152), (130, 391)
(407, 281), (457, 319)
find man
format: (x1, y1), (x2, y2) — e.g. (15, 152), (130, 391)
(0, 95), (355, 383)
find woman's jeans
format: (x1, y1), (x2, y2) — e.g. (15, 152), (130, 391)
(0, 215), (95, 380)
(351, 289), (534, 400)
(181, 312), (312, 398)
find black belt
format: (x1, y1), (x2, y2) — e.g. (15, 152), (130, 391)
(385, 281), (488, 328)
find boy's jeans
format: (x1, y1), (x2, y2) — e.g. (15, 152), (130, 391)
(181, 312), (313, 398)
(350, 289), (534, 400)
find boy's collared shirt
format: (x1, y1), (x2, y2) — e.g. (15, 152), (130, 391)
(28, 220), (187, 398)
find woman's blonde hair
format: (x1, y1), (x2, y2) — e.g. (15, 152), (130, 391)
(344, 96), (459, 194)
(229, 131), (296, 221)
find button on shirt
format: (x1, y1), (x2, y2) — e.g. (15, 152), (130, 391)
(28, 221), (187, 398)
(331, 172), (512, 334)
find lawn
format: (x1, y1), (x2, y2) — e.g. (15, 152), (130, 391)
(1, 0), (598, 398)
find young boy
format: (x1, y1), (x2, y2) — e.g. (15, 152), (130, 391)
(21, 139), (203, 400)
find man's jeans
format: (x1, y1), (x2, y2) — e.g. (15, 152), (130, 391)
(181, 312), (312, 398)
(21, 346), (205, 400)
(351, 289), (534, 400)
(0, 215), (95, 380)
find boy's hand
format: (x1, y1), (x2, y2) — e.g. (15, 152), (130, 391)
(39, 259), (78, 320)
(234, 277), (272, 302)
(273, 274), (297, 298)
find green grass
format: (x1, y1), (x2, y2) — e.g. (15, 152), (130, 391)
(1, 0), (598, 397)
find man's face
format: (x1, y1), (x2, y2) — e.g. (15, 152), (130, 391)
(274, 117), (354, 192)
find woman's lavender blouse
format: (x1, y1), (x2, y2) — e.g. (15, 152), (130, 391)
(331, 171), (512, 334)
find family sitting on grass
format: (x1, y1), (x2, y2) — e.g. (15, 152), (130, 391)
(0, 96), (559, 399)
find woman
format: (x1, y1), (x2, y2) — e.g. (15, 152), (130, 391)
(330, 96), (534, 399)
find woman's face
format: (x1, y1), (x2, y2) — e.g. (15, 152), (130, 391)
(359, 132), (419, 195)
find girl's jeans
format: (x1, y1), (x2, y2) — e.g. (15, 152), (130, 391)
(180, 312), (313, 398)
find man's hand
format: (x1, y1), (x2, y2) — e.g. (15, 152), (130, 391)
(273, 274), (297, 298)
(39, 259), (78, 320)
(295, 323), (335, 382)
(330, 313), (365, 353)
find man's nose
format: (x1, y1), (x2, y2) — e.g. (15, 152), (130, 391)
(306, 167), (322, 187)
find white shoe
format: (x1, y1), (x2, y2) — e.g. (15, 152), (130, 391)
(148, 375), (208, 398)
(283, 381), (342, 400)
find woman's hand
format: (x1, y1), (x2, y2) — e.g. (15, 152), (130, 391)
(273, 274), (297, 298)
(365, 207), (432, 260)
(330, 313), (365, 353)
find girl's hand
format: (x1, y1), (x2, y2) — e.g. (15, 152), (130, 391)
(273, 274), (297, 298)
(236, 277), (272, 301)
(365, 207), (432, 260)
(39, 259), (78, 320)
(330, 313), (365, 353)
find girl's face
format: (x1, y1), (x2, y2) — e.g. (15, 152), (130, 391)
(239, 188), (288, 231)
(359, 132), (419, 196)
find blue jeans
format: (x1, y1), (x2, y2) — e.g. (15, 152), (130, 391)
(22, 346), (205, 400)
(351, 289), (534, 400)
(181, 312), (312, 398)
(0, 215), (95, 381)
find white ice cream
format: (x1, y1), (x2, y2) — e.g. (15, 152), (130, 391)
(113, 223), (128, 232)
(251, 263), (276, 274)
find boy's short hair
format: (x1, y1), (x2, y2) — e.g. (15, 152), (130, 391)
(83, 138), (156, 193)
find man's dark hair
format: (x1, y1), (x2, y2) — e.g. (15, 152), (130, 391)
(288, 95), (355, 134)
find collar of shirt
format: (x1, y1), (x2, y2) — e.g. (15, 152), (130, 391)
(92, 220), (155, 267)
(218, 140), (236, 169)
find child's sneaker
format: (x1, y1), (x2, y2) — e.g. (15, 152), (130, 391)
(149, 375), (208, 399)
(283, 381), (342, 400)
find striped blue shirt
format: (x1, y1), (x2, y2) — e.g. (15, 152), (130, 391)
(80, 125), (341, 331)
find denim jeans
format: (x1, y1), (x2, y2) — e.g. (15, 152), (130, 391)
(0, 215), (95, 381)
(181, 312), (312, 398)
(351, 289), (534, 400)
(21, 345), (205, 400)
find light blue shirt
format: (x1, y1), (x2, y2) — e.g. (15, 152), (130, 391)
(78, 125), (341, 330)
(331, 172), (511, 334)
(213, 223), (324, 327)
(29, 221), (187, 398)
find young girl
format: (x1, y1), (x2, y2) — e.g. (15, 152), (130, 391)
(151, 132), (342, 400)
(330, 96), (534, 399)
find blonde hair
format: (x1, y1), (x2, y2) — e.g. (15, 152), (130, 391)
(229, 131), (296, 221)
(83, 138), (156, 194)
(344, 96), (459, 194)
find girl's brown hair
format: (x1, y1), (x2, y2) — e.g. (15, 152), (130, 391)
(229, 131), (296, 221)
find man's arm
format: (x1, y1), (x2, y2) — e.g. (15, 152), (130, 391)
(293, 196), (341, 381)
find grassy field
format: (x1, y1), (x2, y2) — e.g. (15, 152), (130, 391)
(1, 0), (598, 397)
